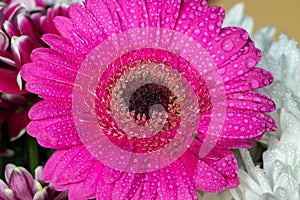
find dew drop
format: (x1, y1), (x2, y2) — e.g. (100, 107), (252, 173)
(246, 57), (257, 68)
(241, 32), (249, 41)
(249, 79), (259, 89)
(256, 49), (262, 57)
(208, 24), (215, 31)
(221, 38), (235, 52)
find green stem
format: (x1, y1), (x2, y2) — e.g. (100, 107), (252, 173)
(28, 137), (39, 174)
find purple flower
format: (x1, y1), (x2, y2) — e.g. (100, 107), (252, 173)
(0, 164), (68, 200)
(0, 93), (30, 143)
(0, 0), (69, 94)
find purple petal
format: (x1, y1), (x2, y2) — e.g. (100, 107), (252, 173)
(0, 188), (16, 200)
(3, 21), (21, 37)
(0, 68), (22, 94)
(5, 164), (15, 182)
(8, 166), (36, 199)
(0, 30), (9, 50)
(41, 5), (68, 34)
(0, 179), (9, 190)
(34, 166), (44, 186)
(7, 109), (30, 141)
(17, 14), (42, 43)
(0, 50), (16, 66)
(11, 35), (40, 69)
(33, 188), (49, 200)
(6, 0), (45, 11)
(0, 179), (10, 200)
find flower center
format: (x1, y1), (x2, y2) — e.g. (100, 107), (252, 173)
(129, 83), (172, 121)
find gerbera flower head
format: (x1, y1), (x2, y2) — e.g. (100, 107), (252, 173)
(21, 0), (276, 199)
(0, 0), (69, 94)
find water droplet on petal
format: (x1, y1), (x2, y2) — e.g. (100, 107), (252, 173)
(249, 79), (259, 89)
(221, 39), (235, 52)
(241, 32), (249, 41)
(246, 57), (257, 68)
(256, 49), (262, 57)
(208, 24), (215, 31)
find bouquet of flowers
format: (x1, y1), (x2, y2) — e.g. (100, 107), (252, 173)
(0, 0), (299, 199)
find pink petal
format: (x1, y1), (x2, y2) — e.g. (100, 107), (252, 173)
(96, 178), (113, 200)
(155, 0), (181, 29)
(53, 16), (73, 39)
(219, 110), (267, 139)
(156, 167), (178, 200)
(84, 0), (123, 35)
(193, 159), (226, 192)
(112, 173), (143, 200)
(42, 34), (80, 63)
(209, 27), (250, 66)
(227, 91), (276, 113)
(29, 100), (71, 120)
(20, 62), (75, 85)
(117, 0), (149, 29)
(27, 115), (82, 148)
(69, 4), (107, 50)
(42, 150), (66, 184)
(68, 162), (103, 200)
(225, 68), (274, 93)
(43, 146), (94, 191)
(102, 166), (123, 184)
(171, 160), (197, 200)
(216, 138), (253, 149)
(176, 1), (218, 36)
(7, 109), (30, 141)
(137, 172), (159, 199)
(25, 79), (73, 99)
(30, 47), (80, 73)
(254, 112), (277, 133)
(220, 40), (262, 82)
(21, 62), (77, 89)
(208, 149), (239, 188)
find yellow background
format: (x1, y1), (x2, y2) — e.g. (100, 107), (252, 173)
(208, 0), (300, 43)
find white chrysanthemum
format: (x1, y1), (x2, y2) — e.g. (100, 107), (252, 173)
(222, 3), (254, 34)
(231, 142), (300, 200)
(257, 34), (300, 142)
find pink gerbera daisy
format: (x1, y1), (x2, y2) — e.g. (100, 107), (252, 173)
(21, 0), (276, 199)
